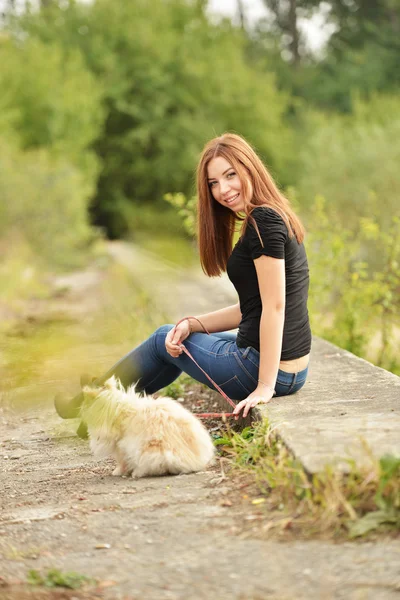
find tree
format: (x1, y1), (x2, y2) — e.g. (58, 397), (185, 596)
(249, 0), (400, 112)
(327, 0), (400, 48)
(14, 0), (292, 237)
(258, 0), (323, 65)
(0, 35), (103, 186)
(236, 0), (247, 31)
(303, 0), (400, 110)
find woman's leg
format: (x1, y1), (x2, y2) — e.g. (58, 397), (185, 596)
(138, 327), (255, 399)
(55, 324), (181, 418)
(55, 325), (246, 418)
(97, 326), (240, 394)
(97, 325), (182, 391)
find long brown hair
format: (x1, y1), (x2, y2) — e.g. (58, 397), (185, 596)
(196, 133), (305, 277)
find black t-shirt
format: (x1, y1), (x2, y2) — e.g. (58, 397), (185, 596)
(227, 206), (311, 360)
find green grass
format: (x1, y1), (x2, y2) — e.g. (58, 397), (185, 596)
(27, 568), (94, 589)
(1, 315), (77, 388)
(0, 261), (167, 408)
(161, 373), (199, 399)
(217, 420), (400, 539)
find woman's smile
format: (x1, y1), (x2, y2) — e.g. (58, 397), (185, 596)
(224, 192), (240, 205)
(207, 156), (249, 212)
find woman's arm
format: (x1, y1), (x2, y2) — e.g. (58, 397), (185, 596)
(188, 302), (242, 333)
(165, 302), (241, 357)
(233, 255), (285, 418)
(255, 255), (285, 391)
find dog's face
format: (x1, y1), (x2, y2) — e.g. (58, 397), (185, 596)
(80, 376), (131, 439)
(81, 385), (100, 410)
(81, 376), (121, 405)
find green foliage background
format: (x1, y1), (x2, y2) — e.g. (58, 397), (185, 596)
(0, 0), (399, 374)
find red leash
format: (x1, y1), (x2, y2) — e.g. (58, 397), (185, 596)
(172, 317), (236, 420)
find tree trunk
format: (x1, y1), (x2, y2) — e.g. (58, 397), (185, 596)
(288, 0), (300, 66)
(262, 0), (301, 65)
(236, 0), (247, 32)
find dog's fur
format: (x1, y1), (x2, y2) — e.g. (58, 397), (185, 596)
(80, 376), (215, 478)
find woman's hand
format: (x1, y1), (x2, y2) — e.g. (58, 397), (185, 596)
(232, 385), (274, 419)
(165, 320), (191, 357)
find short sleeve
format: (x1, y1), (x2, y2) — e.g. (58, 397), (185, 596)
(244, 207), (287, 260)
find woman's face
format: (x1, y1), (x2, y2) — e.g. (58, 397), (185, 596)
(207, 156), (250, 212)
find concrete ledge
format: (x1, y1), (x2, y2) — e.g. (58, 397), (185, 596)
(258, 337), (400, 473)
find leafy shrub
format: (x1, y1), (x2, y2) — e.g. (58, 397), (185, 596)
(0, 138), (98, 268)
(0, 35), (103, 185)
(297, 94), (400, 233)
(306, 196), (400, 373)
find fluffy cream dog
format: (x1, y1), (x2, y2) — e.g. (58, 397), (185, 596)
(80, 376), (215, 478)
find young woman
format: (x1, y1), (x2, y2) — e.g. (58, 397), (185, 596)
(55, 133), (311, 428)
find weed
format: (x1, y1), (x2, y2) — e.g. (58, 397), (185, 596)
(5, 546), (41, 561)
(348, 454), (400, 537)
(27, 568), (93, 589)
(161, 373), (196, 399)
(218, 420), (400, 539)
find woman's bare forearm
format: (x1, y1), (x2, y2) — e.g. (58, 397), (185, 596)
(258, 308), (285, 389)
(186, 302), (241, 333)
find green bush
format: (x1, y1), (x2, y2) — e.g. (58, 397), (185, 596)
(0, 35), (104, 185)
(0, 138), (98, 268)
(297, 94), (400, 233)
(306, 196), (400, 374)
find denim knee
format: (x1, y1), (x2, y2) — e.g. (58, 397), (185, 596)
(154, 324), (175, 337)
(152, 324), (175, 356)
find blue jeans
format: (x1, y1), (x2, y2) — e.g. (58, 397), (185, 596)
(97, 325), (308, 401)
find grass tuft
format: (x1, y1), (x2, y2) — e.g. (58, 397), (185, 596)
(161, 373), (199, 399)
(27, 568), (93, 589)
(217, 420), (400, 539)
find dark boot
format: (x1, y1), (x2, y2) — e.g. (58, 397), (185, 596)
(54, 374), (98, 421)
(76, 421), (89, 440)
(77, 373), (98, 438)
(80, 373), (98, 388)
(54, 392), (84, 419)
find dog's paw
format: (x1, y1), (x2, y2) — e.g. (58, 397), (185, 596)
(112, 465), (124, 477)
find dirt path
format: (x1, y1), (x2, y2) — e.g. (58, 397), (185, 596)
(107, 241), (237, 319)
(2, 408), (400, 600)
(1, 243), (400, 600)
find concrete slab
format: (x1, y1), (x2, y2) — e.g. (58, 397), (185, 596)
(259, 337), (400, 473)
